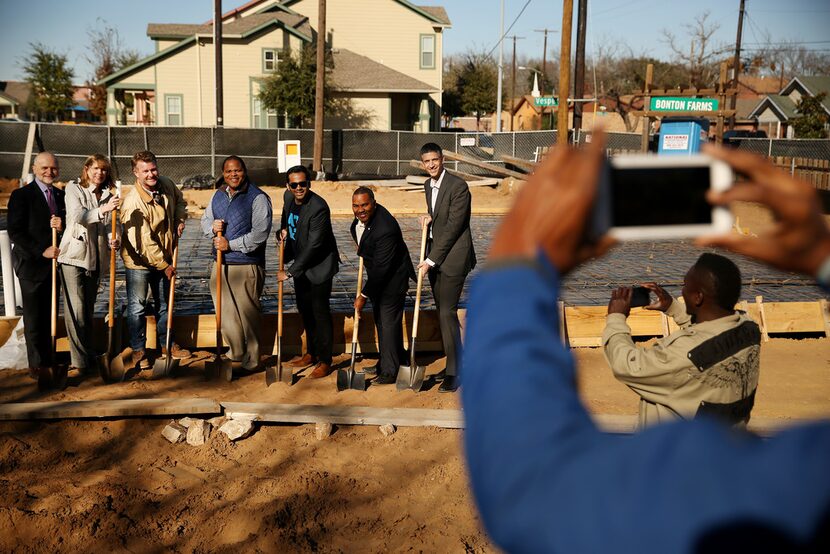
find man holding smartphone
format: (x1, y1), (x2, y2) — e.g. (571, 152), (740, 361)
(602, 254), (761, 429)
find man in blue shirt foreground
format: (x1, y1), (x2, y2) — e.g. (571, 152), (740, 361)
(462, 131), (830, 553)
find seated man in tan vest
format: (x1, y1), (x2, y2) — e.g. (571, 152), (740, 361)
(603, 253), (760, 429)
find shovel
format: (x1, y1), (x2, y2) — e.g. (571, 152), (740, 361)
(152, 241), (180, 378)
(266, 239), (293, 386)
(337, 257), (366, 392)
(97, 190), (124, 382)
(40, 227), (68, 390)
(396, 220), (429, 392)
(206, 231), (233, 381)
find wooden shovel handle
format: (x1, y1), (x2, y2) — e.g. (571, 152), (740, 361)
(215, 231), (223, 350)
(277, 239), (284, 338)
(166, 241), (179, 331)
(411, 220), (429, 341)
(352, 257), (364, 343)
(108, 208), (117, 328)
(51, 227), (57, 338)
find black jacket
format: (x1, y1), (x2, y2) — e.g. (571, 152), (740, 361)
(350, 203), (415, 299)
(423, 172), (476, 276)
(7, 181), (66, 280)
(280, 188), (339, 284)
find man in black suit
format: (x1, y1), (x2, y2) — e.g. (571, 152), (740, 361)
(277, 165), (339, 378)
(350, 187), (415, 385)
(7, 152), (66, 376)
(418, 143), (476, 393)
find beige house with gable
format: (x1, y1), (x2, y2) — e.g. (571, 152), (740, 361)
(99, 0), (449, 131)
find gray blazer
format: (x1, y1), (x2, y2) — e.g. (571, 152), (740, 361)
(280, 189), (339, 284)
(57, 180), (116, 272)
(423, 172), (476, 277)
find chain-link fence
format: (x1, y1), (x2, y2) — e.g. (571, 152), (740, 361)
(1, 121), (828, 186)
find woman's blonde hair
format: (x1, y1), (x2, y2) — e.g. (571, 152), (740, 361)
(78, 154), (115, 189)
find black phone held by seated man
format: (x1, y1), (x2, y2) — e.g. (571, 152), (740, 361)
(630, 286), (651, 308)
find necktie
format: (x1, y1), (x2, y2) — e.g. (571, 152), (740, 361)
(46, 187), (56, 215)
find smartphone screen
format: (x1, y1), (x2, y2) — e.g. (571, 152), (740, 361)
(610, 166), (712, 227)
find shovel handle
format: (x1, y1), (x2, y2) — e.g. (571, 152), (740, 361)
(277, 238), (284, 338)
(51, 227), (58, 338)
(166, 241), (179, 331)
(215, 230), (223, 352)
(351, 257), (364, 344)
(108, 208), (117, 328)
(411, 220), (429, 342)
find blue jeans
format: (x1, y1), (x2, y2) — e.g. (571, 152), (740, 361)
(125, 267), (171, 352)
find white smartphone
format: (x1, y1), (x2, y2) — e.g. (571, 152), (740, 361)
(591, 154), (734, 241)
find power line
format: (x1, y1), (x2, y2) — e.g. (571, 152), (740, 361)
(488, 0), (533, 57)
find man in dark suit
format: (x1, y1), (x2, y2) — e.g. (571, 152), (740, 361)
(277, 165), (339, 378)
(418, 143), (476, 392)
(7, 152), (66, 376)
(350, 187), (415, 385)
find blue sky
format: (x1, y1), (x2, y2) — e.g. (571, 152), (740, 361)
(1, 0), (828, 82)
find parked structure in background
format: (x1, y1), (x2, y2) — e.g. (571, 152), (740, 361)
(0, 82), (96, 123)
(97, 0), (449, 131)
(750, 76), (830, 138)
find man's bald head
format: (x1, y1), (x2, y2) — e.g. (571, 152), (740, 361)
(32, 152), (59, 186)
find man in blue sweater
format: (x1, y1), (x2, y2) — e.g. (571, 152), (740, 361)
(202, 155), (272, 373)
(462, 132), (830, 553)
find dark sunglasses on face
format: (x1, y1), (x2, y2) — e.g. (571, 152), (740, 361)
(288, 180), (310, 189)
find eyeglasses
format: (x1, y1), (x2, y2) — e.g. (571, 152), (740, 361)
(288, 180), (310, 189)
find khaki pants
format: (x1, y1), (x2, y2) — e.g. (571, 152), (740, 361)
(210, 263), (264, 370)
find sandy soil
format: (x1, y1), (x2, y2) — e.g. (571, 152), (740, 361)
(1, 175), (828, 552)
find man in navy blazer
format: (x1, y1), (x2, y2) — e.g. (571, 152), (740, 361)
(7, 152), (66, 374)
(418, 143), (476, 392)
(350, 187), (415, 385)
(277, 165), (339, 378)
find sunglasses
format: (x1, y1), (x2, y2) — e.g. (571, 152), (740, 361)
(288, 180), (310, 189)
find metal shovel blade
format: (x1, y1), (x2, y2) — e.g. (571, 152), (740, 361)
(37, 364), (68, 391)
(207, 356), (233, 382)
(396, 363), (426, 392)
(151, 355), (179, 379)
(337, 351), (366, 392)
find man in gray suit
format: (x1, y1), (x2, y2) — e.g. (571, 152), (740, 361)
(418, 143), (476, 392)
(277, 165), (340, 379)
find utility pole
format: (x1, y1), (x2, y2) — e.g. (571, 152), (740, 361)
(508, 35), (524, 131)
(728, 0), (746, 130)
(312, 0), (326, 175)
(557, 0), (573, 144)
(534, 28), (557, 94)
(572, 0), (587, 133)
(214, 0), (223, 127)
(496, 0), (504, 132)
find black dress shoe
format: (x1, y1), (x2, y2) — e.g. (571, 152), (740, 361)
(438, 375), (459, 393)
(373, 373), (397, 385)
(433, 369), (447, 382)
(363, 364), (379, 376)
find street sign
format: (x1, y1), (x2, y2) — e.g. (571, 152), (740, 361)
(650, 97), (719, 112)
(534, 97), (558, 107)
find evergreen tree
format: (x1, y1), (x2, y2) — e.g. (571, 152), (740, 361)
(792, 92), (829, 139)
(258, 45), (330, 128)
(21, 43), (75, 122)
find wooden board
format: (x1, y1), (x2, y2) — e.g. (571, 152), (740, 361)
(221, 402), (465, 429)
(442, 151), (527, 180)
(760, 301), (827, 334)
(0, 398), (222, 420)
(499, 154), (536, 173)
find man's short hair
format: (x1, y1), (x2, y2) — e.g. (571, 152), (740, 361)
(131, 151), (157, 170)
(352, 186), (375, 201)
(693, 253), (742, 311)
(222, 155), (248, 175)
(286, 164), (311, 181)
(420, 142), (443, 157)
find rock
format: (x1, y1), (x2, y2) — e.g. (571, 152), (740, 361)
(186, 419), (212, 446)
(207, 416), (226, 428)
(178, 417), (198, 429)
(219, 418), (255, 441)
(314, 422), (333, 440)
(379, 423), (397, 437)
(162, 421), (187, 443)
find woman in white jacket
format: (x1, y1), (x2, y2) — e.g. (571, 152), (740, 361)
(58, 154), (120, 375)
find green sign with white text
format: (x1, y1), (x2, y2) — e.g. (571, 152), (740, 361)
(650, 97), (719, 112)
(534, 96), (558, 107)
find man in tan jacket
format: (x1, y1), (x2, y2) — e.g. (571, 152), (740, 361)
(603, 253), (760, 429)
(121, 150), (190, 370)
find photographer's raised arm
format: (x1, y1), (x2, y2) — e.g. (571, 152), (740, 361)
(698, 144), (830, 285)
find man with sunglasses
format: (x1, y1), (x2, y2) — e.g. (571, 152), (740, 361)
(277, 165), (339, 378)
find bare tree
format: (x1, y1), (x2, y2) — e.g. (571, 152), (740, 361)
(85, 20), (141, 120)
(662, 11), (730, 88)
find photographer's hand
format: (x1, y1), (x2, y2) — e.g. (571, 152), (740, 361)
(698, 145), (830, 277)
(642, 281), (672, 312)
(488, 129), (616, 273)
(607, 286), (632, 317)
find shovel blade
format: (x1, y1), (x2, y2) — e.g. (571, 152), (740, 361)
(95, 353), (112, 383)
(151, 356), (179, 379)
(336, 368), (366, 392)
(206, 357), (233, 381)
(37, 365), (68, 391)
(279, 363), (293, 384)
(109, 352), (127, 382)
(396, 364), (426, 392)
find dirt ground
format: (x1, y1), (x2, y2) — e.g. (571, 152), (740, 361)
(1, 177), (829, 552)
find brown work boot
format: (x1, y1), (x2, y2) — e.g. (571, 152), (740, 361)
(307, 362), (334, 379)
(162, 343), (191, 359)
(289, 353), (317, 368)
(129, 350), (150, 370)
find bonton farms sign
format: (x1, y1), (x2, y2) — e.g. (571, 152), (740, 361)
(650, 97), (719, 112)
